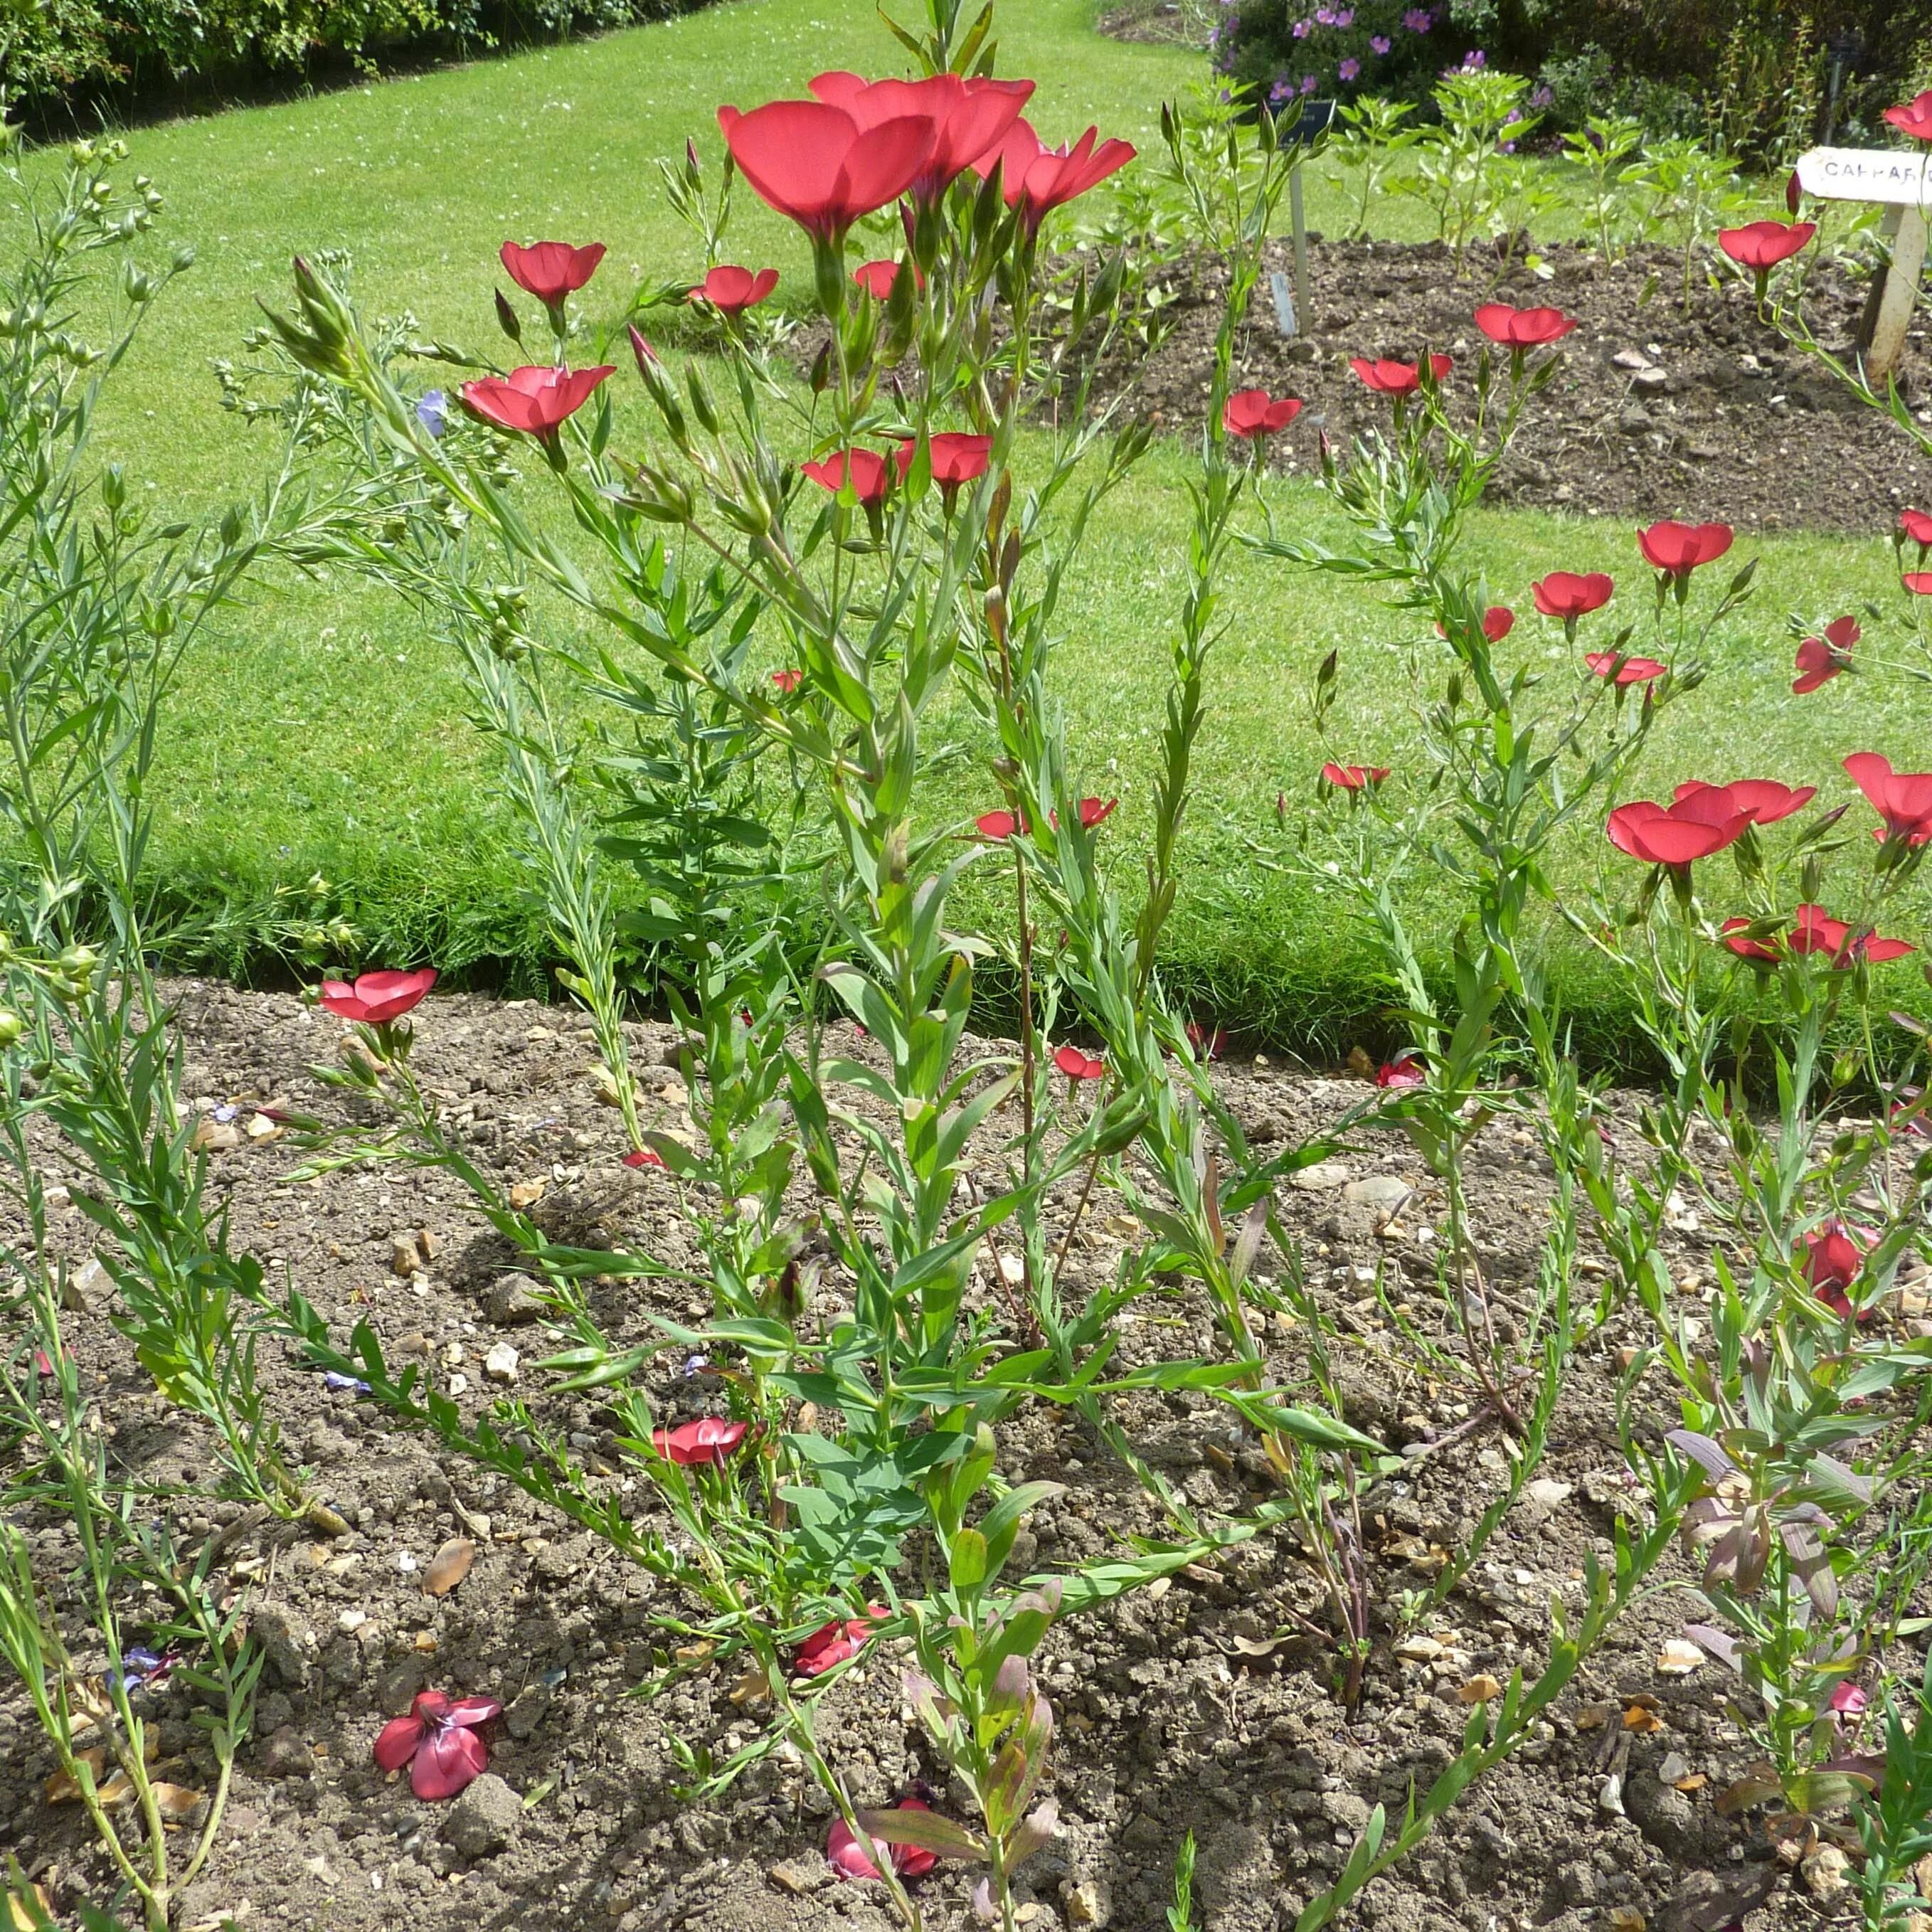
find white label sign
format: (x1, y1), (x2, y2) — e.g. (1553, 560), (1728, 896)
(1796, 146), (1932, 206)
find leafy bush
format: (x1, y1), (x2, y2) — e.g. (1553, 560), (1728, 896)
(1216, 0), (1932, 152)
(0, 0), (716, 129)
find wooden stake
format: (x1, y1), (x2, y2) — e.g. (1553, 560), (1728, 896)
(1864, 205), (1928, 388)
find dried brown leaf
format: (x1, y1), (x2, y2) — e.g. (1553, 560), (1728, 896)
(423, 1536), (476, 1598)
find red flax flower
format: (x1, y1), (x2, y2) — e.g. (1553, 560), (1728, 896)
(974, 120), (1136, 235)
(460, 364), (613, 436)
(1793, 617), (1859, 694)
(770, 668), (803, 696)
(853, 259), (919, 299)
(1349, 355), (1452, 396)
(828, 1800), (940, 1881)
(1788, 904), (1914, 967)
(1845, 753), (1932, 846)
(1900, 509), (1932, 549)
(794, 1607), (889, 1677)
(894, 433), (992, 487)
(1186, 1020), (1228, 1061)
(975, 808), (1029, 839)
(1435, 607), (1515, 644)
(1800, 1219), (1869, 1320)
(802, 448), (890, 505)
(1606, 792), (1751, 869)
(691, 265), (778, 314)
(623, 1146), (666, 1169)
(499, 240), (606, 307)
(717, 100), (935, 245)
(1638, 520), (1734, 580)
(652, 1418), (749, 1465)
(373, 1689), (501, 1801)
(810, 70), (1034, 205)
(1054, 1044), (1105, 1081)
(1223, 389), (1302, 437)
(1321, 762), (1389, 790)
(1718, 221), (1815, 272)
(319, 968), (436, 1024)
(1673, 778), (1815, 827)
(1884, 92), (1932, 142)
(1472, 303), (1576, 348)
(1531, 571), (1613, 621)
(1376, 1049), (1425, 1090)
(1720, 918), (1780, 964)
(1046, 796), (1119, 830)
(1906, 573), (1932, 596)
(1586, 651), (1667, 685)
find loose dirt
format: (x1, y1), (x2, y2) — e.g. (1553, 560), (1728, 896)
(1107, 236), (1932, 536)
(0, 983), (1886, 1931)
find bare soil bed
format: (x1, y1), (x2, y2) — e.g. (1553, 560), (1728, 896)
(0, 983), (1884, 1931)
(1104, 237), (1932, 535)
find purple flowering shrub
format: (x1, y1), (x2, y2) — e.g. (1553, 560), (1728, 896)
(1215, 0), (1454, 110)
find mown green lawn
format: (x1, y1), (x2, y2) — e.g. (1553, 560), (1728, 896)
(7, 0), (1923, 1058)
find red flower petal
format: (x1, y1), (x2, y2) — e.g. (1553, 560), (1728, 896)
(412, 1721), (489, 1800)
(373, 1715), (424, 1772)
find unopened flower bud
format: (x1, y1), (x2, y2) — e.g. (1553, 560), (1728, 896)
(0, 1009), (21, 1047)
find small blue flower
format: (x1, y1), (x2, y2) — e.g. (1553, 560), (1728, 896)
(417, 390), (449, 438)
(323, 1369), (373, 1396)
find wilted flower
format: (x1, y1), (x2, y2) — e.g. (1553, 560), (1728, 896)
(827, 1800), (940, 1881)
(623, 1146), (667, 1169)
(651, 1418), (750, 1465)
(771, 668), (804, 695)
(415, 390), (448, 437)
(1793, 616), (1858, 694)
(373, 1689), (502, 1800)
(691, 264), (779, 314)
(1054, 1044), (1105, 1081)
(1800, 1218), (1869, 1319)
(1844, 752), (1932, 846)
(1884, 91), (1932, 142)
(1637, 519), (1734, 580)
(1186, 1020), (1228, 1060)
(1585, 651), (1667, 685)
(795, 1607), (890, 1677)
(1827, 1680), (1869, 1724)
(319, 968), (436, 1024)
(499, 240), (606, 307)
(1376, 1049), (1425, 1089)
(460, 364), (614, 436)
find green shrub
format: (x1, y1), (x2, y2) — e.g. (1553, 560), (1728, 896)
(0, 0), (716, 129)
